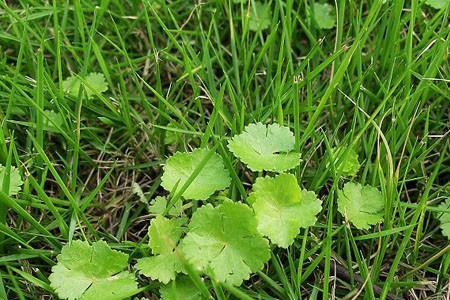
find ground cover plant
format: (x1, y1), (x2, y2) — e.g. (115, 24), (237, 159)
(0, 0), (449, 299)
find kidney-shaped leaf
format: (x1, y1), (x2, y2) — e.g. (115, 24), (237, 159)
(228, 123), (301, 172)
(136, 215), (184, 283)
(161, 148), (231, 200)
(49, 240), (138, 300)
(249, 174), (322, 248)
(337, 182), (384, 229)
(181, 200), (270, 285)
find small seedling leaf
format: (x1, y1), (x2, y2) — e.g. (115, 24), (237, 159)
(249, 2), (271, 31)
(313, 2), (336, 29)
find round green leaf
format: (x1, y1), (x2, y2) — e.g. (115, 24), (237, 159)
(249, 2), (271, 31)
(49, 240), (138, 300)
(161, 148), (231, 200)
(249, 174), (322, 248)
(337, 182), (384, 229)
(313, 3), (336, 30)
(63, 72), (108, 99)
(43, 110), (64, 133)
(228, 123), (301, 172)
(181, 200), (270, 285)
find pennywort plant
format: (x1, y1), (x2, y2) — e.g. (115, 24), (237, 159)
(49, 240), (139, 300)
(48, 122), (431, 299)
(62, 72), (108, 99)
(227, 123), (301, 172)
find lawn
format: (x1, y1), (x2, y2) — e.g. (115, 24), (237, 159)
(0, 0), (449, 299)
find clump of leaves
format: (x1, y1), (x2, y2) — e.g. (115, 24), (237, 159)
(425, 0), (449, 9)
(337, 182), (384, 229)
(181, 200), (270, 285)
(327, 146), (360, 177)
(159, 276), (204, 300)
(0, 165), (23, 196)
(161, 148), (231, 200)
(136, 216), (184, 283)
(248, 174), (322, 248)
(249, 2), (271, 31)
(312, 2), (336, 29)
(437, 198), (450, 239)
(63, 72), (108, 98)
(46, 122), (387, 297)
(49, 240), (138, 300)
(228, 123), (301, 172)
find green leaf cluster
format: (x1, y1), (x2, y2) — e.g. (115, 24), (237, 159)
(49, 122), (390, 299)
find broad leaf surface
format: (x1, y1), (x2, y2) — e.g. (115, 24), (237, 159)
(181, 200), (270, 285)
(49, 240), (138, 300)
(249, 174), (322, 248)
(63, 72), (108, 98)
(313, 3), (336, 29)
(148, 196), (183, 216)
(228, 123), (301, 172)
(249, 2), (271, 31)
(425, 0), (449, 9)
(161, 148), (231, 200)
(160, 276), (204, 300)
(337, 182), (384, 229)
(136, 216), (184, 283)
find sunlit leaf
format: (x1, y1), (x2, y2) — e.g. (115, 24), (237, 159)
(337, 182), (384, 229)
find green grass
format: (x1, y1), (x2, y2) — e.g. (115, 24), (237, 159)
(0, 0), (449, 299)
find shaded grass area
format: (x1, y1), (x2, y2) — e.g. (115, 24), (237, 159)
(0, 0), (449, 299)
